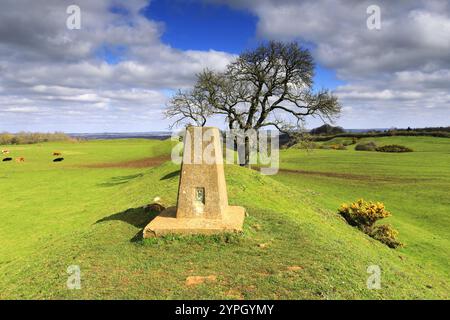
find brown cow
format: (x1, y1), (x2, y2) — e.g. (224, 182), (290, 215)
(53, 152), (62, 156)
(15, 157), (25, 163)
(1, 149), (10, 154)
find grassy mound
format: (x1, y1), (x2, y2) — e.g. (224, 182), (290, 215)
(0, 137), (448, 299)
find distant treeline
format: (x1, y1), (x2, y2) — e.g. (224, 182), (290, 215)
(279, 126), (450, 146)
(309, 129), (450, 142)
(397, 126), (450, 133)
(0, 132), (73, 145)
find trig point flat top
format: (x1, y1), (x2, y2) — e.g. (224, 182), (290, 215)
(143, 126), (245, 237)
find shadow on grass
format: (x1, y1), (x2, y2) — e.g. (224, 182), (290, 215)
(98, 173), (144, 187)
(95, 205), (161, 242)
(160, 170), (180, 180)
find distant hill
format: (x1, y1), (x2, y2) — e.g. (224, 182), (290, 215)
(67, 132), (172, 140)
(345, 128), (389, 133)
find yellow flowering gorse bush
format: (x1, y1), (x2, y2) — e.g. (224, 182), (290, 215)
(370, 224), (402, 248)
(338, 199), (402, 248)
(338, 199), (391, 229)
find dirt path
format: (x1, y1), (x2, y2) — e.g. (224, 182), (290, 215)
(274, 167), (423, 183)
(82, 155), (171, 169)
(277, 168), (374, 180)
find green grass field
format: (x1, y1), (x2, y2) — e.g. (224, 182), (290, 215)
(0, 136), (448, 299)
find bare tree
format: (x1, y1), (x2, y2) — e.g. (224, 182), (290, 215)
(166, 41), (341, 164)
(165, 88), (212, 128)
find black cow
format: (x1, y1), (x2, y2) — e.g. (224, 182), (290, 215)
(2, 157), (12, 162)
(53, 157), (64, 162)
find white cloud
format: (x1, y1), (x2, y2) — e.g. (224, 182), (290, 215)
(1, 0), (449, 131)
(3, 106), (41, 113)
(213, 0), (450, 128)
(0, 0), (236, 132)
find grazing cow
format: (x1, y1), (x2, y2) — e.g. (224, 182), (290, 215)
(15, 157), (25, 162)
(53, 152), (62, 156)
(2, 157), (12, 162)
(1, 149), (10, 154)
(53, 157), (64, 162)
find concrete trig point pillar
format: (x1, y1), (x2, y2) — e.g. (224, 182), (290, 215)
(143, 126), (245, 237)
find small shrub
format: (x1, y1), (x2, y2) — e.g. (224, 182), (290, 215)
(338, 199), (390, 230)
(375, 145), (413, 153)
(338, 199), (402, 249)
(320, 143), (347, 150)
(355, 141), (377, 151)
(342, 138), (357, 146)
(332, 143), (347, 150)
(292, 141), (319, 149)
(369, 224), (403, 248)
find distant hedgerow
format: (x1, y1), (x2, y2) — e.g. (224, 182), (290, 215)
(338, 199), (402, 248)
(0, 132), (73, 145)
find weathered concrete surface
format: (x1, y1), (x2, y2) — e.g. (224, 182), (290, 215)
(143, 206), (245, 237)
(143, 126), (245, 237)
(176, 126), (227, 219)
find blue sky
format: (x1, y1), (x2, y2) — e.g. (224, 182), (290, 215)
(0, 0), (449, 132)
(100, 1), (344, 90)
(141, 1), (258, 54)
(141, 0), (344, 91)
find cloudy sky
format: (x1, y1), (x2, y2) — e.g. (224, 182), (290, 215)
(0, 0), (449, 132)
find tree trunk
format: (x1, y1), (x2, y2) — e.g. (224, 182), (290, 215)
(245, 136), (250, 167)
(238, 136), (251, 167)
